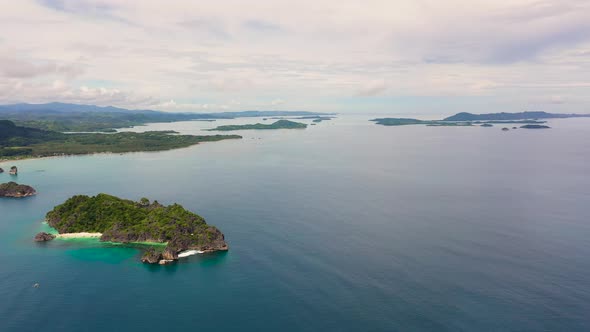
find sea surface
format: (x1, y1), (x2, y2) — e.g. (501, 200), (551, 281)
(1, 115), (589, 331)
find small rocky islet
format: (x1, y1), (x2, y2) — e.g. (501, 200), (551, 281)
(35, 194), (228, 264)
(0, 182), (37, 198)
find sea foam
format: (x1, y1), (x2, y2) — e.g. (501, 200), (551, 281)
(177, 250), (204, 258)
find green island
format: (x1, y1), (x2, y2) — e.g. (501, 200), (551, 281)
(207, 119), (308, 131)
(520, 124), (551, 129)
(0, 182), (37, 198)
(35, 194), (228, 264)
(444, 111), (590, 121)
(371, 118), (548, 127)
(0, 120), (241, 160)
(294, 116), (336, 123)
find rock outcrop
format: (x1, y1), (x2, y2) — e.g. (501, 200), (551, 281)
(141, 248), (162, 264)
(0, 182), (37, 198)
(162, 247), (179, 260)
(9, 166), (17, 175)
(0, 168), (3, 173)
(34, 232), (56, 242)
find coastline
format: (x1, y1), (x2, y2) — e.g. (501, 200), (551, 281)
(0, 136), (242, 163)
(56, 232), (103, 238)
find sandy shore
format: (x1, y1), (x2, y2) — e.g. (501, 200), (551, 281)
(56, 232), (103, 238)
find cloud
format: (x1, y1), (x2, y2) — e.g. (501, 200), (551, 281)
(242, 19), (283, 32)
(0, 0), (589, 114)
(356, 81), (388, 97)
(0, 55), (84, 78)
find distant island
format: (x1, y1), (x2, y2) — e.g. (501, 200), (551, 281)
(371, 118), (472, 126)
(294, 116), (335, 123)
(207, 119), (308, 131)
(0, 102), (330, 132)
(0, 182), (37, 198)
(0, 120), (241, 160)
(372, 111), (587, 128)
(520, 124), (551, 129)
(37, 194), (228, 264)
(443, 111), (590, 121)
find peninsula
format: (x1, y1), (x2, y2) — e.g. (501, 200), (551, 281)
(207, 119), (308, 131)
(0, 102), (329, 132)
(0, 120), (241, 160)
(38, 194), (228, 264)
(0, 182), (37, 198)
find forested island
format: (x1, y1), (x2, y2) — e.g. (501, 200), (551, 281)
(0, 102), (328, 132)
(38, 194), (228, 264)
(0, 120), (241, 160)
(520, 124), (551, 129)
(371, 111), (588, 128)
(207, 119), (308, 131)
(371, 118), (548, 127)
(0, 182), (37, 198)
(443, 111), (590, 121)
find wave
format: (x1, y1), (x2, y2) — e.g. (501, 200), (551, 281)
(177, 250), (204, 258)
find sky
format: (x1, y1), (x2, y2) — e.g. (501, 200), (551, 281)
(1, 0), (590, 115)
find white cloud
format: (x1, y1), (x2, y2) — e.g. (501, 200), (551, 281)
(0, 0), (589, 114)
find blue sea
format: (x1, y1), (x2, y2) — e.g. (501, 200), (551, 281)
(1, 115), (589, 331)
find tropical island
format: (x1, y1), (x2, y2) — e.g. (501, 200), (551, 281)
(0, 182), (37, 198)
(371, 111), (590, 128)
(0, 120), (241, 160)
(207, 119), (308, 131)
(520, 124), (551, 129)
(294, 116), (336, 123)
(443, 111), (590, 121)
(36, 194), (228, 264)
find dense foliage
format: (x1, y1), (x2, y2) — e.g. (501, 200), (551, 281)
(0, 120), (241, 159)
(46, 194), (227, 251)
(208, 119), (308, 131)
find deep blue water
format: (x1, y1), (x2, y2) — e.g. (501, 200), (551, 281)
(1, 116), (589, 331)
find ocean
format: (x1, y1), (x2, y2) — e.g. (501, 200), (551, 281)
(1, 115), (589, 331)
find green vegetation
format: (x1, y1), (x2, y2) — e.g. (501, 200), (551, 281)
(0, 182), (37, 197)
(207, 119), (308, 131)
(46, 194), (228, 253)
(0, 120), (241, 160)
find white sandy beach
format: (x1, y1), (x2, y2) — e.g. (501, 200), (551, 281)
(56, 232), (103, 238)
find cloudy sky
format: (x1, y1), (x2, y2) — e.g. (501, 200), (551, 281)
(1, 0), (589, 114)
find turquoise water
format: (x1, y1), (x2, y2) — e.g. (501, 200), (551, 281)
(1, 116), (590, 331)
